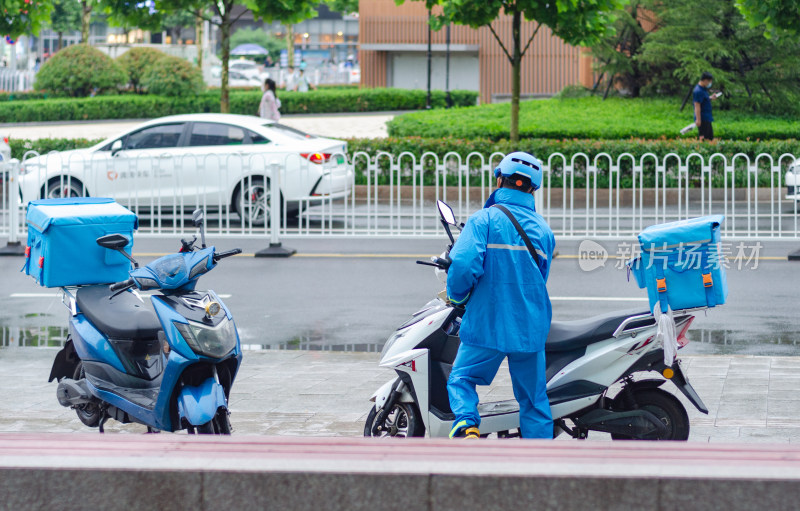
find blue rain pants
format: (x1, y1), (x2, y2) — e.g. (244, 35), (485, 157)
(448, 343), (552, 439)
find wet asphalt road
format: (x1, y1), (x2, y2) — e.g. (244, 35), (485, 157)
(1, 236), (798, 355)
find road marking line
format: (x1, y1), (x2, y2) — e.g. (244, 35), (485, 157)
(131, 252), (789, 261)
(550, 296), (648, 302)
(10, 292), (232, 299)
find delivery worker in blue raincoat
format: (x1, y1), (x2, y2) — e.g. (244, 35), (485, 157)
(446, 151), (555, 439)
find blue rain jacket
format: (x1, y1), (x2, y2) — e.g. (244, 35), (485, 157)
(447, 188), (555, 353)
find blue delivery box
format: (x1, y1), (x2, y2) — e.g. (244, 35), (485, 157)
(629, 215), (727, 313)
(23, 198), (138, 288)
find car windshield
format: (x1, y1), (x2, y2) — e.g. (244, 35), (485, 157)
(263, 123), (316, 140)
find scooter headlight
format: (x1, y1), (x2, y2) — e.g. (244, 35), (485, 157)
(174, 317), (237, 358)
(380, 329), (407, 358)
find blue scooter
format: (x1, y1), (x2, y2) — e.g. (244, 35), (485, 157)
(49, 210), (242, 434)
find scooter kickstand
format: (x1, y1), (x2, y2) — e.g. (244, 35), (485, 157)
(98, 409), (109, 434)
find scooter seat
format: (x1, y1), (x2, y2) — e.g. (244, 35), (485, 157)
(76, 286), (162, 340)
(546, 309), (652, 352)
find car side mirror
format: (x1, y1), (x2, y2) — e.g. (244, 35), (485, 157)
(110, 139), (122, 156)
(437, 200), (457, 225)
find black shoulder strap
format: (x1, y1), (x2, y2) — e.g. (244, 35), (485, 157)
(491, 204), (542, 267)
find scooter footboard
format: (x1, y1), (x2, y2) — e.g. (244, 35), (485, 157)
(177, 377), (227, 426)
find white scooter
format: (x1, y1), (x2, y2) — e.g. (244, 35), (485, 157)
(364, 200), (709, 440)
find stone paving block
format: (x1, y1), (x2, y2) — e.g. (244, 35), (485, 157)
(203, 472), (426, 511)
(740, 427), (800, 440)
(766, 389), (800, 401)
(768, 378), (800, 391)
(661, 479), (800, 510)
(431, 475), (659, 511)
(689, 425), (740, 442)
(767, 399), (800, 420)
(0, 468), (202, 511)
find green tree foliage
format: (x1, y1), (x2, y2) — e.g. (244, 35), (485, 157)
(160, 10), (195, 42)
(141, 54), (204, 96)
(639, 0), (800, 113)
(1, 0), (52, 38)
(589, 1), (655, 98)
(50, 0), (82, 51)
(116, 47), (165, 92)
(230, 26), (286, 62)
(326, 0), (358, 14)
(410, 0), (623, 142)
(735, 0), (800, 39)
(34, 43), (126, 97)
(139, 0), (318, 113)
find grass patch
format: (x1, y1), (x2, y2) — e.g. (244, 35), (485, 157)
(387, 96), (800, 141)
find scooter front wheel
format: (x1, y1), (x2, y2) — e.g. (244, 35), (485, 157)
(364, 402), (425, 438)
(195, 409), (232, 435)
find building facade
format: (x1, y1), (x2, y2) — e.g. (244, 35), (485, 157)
(233, 4), (359, 67)
(358, 0), (593, 103)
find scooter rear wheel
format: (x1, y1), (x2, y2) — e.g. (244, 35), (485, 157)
(72, 362), (101, 428)
(610, 388), (690, 441)
(364, 402), (425, 438)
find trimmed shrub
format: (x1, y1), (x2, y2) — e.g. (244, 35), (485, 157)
(141, 55), (204, 97)
(0, 88), (479, 122)
(34, 44), (126, 97)
(117, 48), (166, 93)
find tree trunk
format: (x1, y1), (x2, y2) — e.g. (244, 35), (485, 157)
(80, 1), (92, 44)
(195, 15), (204, 70)
(286, 25), (294, 67)
(57, 31), (64, 52)
(220, 19), (231, 113)
(510, 10), (522, 143)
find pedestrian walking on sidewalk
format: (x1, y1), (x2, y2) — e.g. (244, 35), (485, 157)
(693, 72), (720, 141)
(259, 78), (281, 121)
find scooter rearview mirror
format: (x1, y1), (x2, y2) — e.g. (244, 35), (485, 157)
(191, 209), (204, 227)
(437, 200), (457, 225)
(192, 209), (207, 248)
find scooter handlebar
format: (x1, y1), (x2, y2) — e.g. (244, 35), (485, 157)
(109, 278), (135, 292)
(213, 248), (242, 261)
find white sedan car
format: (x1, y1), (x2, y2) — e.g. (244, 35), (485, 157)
(18, 114), (352, 225)
(0, 134), (10, 162)
(786, 163), (799, 202)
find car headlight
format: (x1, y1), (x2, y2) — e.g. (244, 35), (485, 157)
(174, 317), (237, 358)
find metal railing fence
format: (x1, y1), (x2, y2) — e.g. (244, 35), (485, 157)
(0, 68), (36, 92)
(1, 150), (798, 241)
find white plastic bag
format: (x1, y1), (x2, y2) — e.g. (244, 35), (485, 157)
(654, 306), (678, 367)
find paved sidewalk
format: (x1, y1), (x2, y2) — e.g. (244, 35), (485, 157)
(4, 112), (395, 141)
(1, 348), (798, 443)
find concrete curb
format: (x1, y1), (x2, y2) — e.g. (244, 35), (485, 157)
(2, 434), (800, 510)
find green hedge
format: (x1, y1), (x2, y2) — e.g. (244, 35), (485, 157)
(0, 88), (479, 122)
(387, 96), (800, 141)
(11, 136), (798, 188)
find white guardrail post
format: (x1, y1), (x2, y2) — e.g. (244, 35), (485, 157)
(255, 161), (296, 258)
(0, 159), (25, 256)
